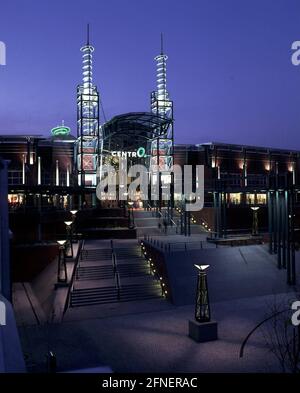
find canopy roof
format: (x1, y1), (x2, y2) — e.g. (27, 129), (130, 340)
(102, 112), (171, 143)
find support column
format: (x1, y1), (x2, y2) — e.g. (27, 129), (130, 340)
(290, 189), (296, 285)
(0, 160), (11, 300)
(213, 192), (218, 239)
(268, 191), (274, 254)
(222, 192), (227, 238)
(217, 192), (222, 238)
(56, 160), (59, 186)
(282, 191), (287, 269)
(276, 191), (282, 268)
(37, 156), (41, 185)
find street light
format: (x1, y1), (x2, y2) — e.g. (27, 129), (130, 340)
(70, 210), (78, 222)
(194, 264), (211, 322)
(251, 206), (260, 236)
(64, 221), (73, 258)
(128, 201), (134, 229)
(57, 240), (67, 282)
(70, 210), (78, 240)
(187, 194), (194, 236)
(122, 192), (128, 213)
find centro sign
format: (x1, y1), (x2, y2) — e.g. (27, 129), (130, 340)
(111, 147), (146, 158)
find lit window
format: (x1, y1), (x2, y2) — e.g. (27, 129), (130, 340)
(229, 193), (241, 204)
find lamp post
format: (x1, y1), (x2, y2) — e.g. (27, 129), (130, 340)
(70, 210), (78, 224)
(251, 206), (260, 236)
(64, 221), (73, 258)
(123, 192), (128, 216)
(70, 210), (78, 241)
(188, 264), (218, 342)
(128, 201), (134, 229)
(57, 240), (67, 282)
(194, 264), (211, 322)
(187, 194), (194, 237)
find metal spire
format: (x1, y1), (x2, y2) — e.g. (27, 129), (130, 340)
(152, 34), (170, 117)
(87, 23), (90, 46)
(80, 24), (94, 91)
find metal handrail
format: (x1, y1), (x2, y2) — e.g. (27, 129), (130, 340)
(166, 241), (210, 252)
(140, 241), (165, 297)
(115, 272), (121, 300)
(144, 237), (218, 252)
(112, 252), (121, 300)
(63, 238), (83, 314)
(112, 252), (117, 276)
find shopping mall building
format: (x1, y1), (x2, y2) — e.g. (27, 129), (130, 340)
(0, 34), (299, 240)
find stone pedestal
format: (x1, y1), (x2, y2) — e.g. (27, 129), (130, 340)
(188, 320), (218, 342)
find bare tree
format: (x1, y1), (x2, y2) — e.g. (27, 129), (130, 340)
(240, 295), (300, 373)
(262, 298), (300, 373)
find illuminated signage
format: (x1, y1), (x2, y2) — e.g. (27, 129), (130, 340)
(111, 147), (146, 158)
(51, 126), (71, 136)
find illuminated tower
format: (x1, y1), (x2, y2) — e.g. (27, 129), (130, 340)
(76, 25), (100, 187)
(150, 34), (174, 213)
(151, 33), (172, 118)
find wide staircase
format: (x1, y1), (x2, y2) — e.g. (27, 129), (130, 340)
(76, 208), (136, 239)
(70, 243), (162, 307)
(133, 209), (178, 237)
(172, 209), (208, 235)
(134, 208), (207, 237)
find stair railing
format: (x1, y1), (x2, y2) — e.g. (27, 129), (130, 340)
(63, 239), (84, 313)
(112, 252), (121, 300)
(112, 252), (117, 276)
(169, 217), (178, 234)
(115, 272), (121, 301)
(140, 241), (167, 298)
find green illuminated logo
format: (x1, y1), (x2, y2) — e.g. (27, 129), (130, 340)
(137, 147), (146, 158)
(51, 126), (70, 136)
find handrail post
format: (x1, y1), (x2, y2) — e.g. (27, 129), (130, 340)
(116, 272), (121, 300)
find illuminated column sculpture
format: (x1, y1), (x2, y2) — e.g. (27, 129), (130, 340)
(189, 264), (218, 342)
(251, 206), (260, 236)
(70, 210), (78, 240)
(64, 221), (73, 258)
(57, 240), (67, 283)
(128, 201), (134, 229)
(70, 210), (78, 224)
(194, 264), (211, 322)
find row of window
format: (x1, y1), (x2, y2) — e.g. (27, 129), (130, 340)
(8, 171), (70, 186)
(228, 193), (267, 205)
(220, 173), (267, 187)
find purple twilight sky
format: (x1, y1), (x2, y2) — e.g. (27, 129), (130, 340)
(0, 0), (300, 149)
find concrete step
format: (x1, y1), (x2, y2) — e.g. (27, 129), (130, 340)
(70, 282), (162, 307)
(74, 274), (158, 290)
(79, 257), (145, 267)
(77, 264), (149, 280)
